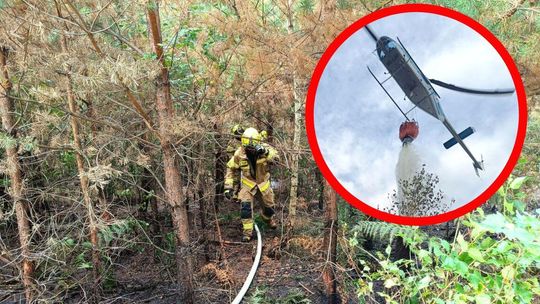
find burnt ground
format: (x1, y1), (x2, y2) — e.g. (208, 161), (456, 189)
(0, 200), (465, 304)
(1, 195), (329, 304)
(95, 202), (329, 303)
(2, 193), (515, 304)
(195, 199), (328, 304)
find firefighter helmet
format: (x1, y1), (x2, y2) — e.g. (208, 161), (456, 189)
(231, 124), (245, 137)
(241, 127), (261, 147)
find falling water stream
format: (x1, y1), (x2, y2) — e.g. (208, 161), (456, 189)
(395, 143), (421, 190)
(393, 142), (450, 216)
(394, 142), (422, 215)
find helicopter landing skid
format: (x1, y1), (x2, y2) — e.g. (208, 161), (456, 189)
(367, 65), (410, 121)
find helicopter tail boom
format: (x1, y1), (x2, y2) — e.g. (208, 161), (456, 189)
(443, 127), (475, 149)
(442, 120), (484, 175)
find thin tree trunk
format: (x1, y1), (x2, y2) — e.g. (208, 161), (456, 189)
(162, 145), (194, 303)
(213, 122), (226, 212)
(322, 180), (338, 303)
(84, 99), (110, 221)
(266, 116), (274, 145)
(286, 1), (303, 227)
(198, 181), (209, 262)
(139, 128), (161, 243)
(55, 6), (102, 299)
(186, 148), (195, 229)
(0, 46), (35, 302)
(211, 122), (228, 262)
(65, 64), (102, 303)
(194, 141), (210, 262)
(316, 169), (324, 210)
(147, 3), (194, 302)
(142, 165), (161, 239)
(212, 194), (228, 265)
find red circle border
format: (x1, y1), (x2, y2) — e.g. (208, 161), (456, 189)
(305, 4), (528, 225)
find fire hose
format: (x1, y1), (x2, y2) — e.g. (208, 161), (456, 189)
(231, 223), (262, 304)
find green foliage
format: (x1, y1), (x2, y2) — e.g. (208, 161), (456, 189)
(337, 0), (353, 10)
(115, 188), (133, 199)
(60, 151), (77, 172)
(0, 132), (17, 150)
(142, 52), (158, 61)
(348, 186), (540, 303)
(1, 175), (10, 187)
(279, 289), (312, 304)
(19, 135), (37, 152)
(99, 218), (148, 248)
(1, 0), (537, 301)
(47, 30), (60, 44)
(248, 287), (270, 304)
(297, 0), (315, 14)
(519, 118), (540, 180)
(147, 1), (158, 11)
(430, 0), (482, 18)
(0, 134), (37, 152)
(47, 218), (148, 275)
(352, 221), (420, 244)
(41, 218), (148, 291)
(338, 201), (368, 227)
(176, 27), (202, 49)
(247, 286), (312, 304)
(76, 252), (93, 270)
(219, 210), (239, 224)
(44, 237), (93, 278)
(255, 0), (286, 29)
(164, 231), (176, 252)
(190, 2), (228, 16)
(497, 175), (529, 215)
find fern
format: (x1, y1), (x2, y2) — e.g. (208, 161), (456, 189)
(297, 0), (314, 14)
(247, 287), (271, 304)
(352, 221), (420, 244)
(280, 289), (311, 303)
(247, 287), (311, 304)
(98, 218), (147, 247)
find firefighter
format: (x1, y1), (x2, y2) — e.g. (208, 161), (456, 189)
(225, 124), (244, 202)
(226, 124), (244, 157)
(224, 127), (278, 242)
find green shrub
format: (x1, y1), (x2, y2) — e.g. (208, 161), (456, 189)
(349, 178), (540, 303)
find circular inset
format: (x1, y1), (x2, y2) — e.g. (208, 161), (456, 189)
(306, 4), (527, 225)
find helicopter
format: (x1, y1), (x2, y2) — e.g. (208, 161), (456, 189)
(364, 25), (515, 176)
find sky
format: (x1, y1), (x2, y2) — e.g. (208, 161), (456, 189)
(314, 12), (519, 211)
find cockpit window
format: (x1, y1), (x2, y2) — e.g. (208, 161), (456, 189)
(378, 50), (385, 59)
(387, 41), (397, 49)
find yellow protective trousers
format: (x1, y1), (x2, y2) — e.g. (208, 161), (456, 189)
(238, 182), (275, 236)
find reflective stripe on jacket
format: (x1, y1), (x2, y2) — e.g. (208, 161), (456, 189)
(224, 143), (278, 192)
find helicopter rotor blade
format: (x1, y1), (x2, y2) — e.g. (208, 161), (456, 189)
(429, 79), (515, 95)
(365, 25), (378, 42)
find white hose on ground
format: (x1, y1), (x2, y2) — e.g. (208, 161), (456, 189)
(231, 223), (262, 304)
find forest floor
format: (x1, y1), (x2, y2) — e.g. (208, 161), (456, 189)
(1, 194), (329, 304)
(96, 198), (329, 303)
(195, 199), (328, 303)
(1, 194), (509, 304)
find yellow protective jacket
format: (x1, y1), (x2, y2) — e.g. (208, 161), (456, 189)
(225, 143), (279, 192)
(226, 138), (241, 158)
